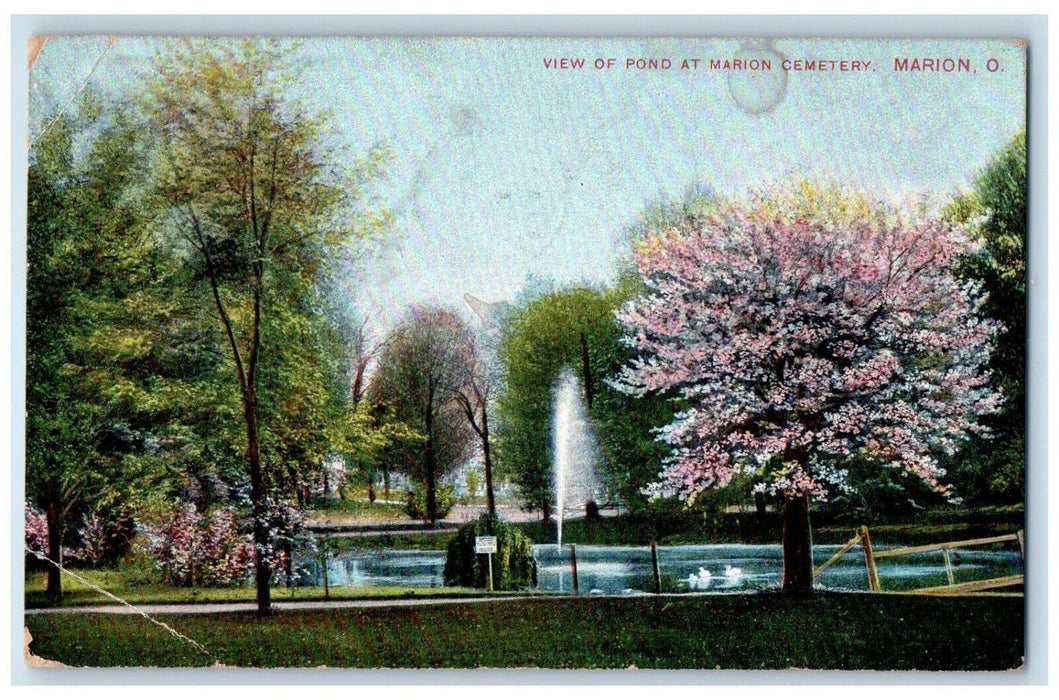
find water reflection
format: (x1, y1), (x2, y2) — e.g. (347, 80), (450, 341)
(299, 543), (1023, 594)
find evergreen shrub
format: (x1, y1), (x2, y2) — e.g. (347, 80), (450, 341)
(444, 515), (537, 590)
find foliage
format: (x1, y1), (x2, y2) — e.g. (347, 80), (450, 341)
(404, 482), (456, 521)
(143, 38), (390, 611)
(464, 470), (481, 499)
(614, 184), (1001, 504)
(621, 181), (724, 253)
(369, 306), (476, 523)
(139, 502), (255, 587)
(496, 285), (674, 516)
(25, 502), (49, 555)
(944, 131), (1026, 504)
(26, 97), (174, 596)
(443, 515), (538, 590)
(75, 510), (137, 568)
(613, 183), (1002, 591)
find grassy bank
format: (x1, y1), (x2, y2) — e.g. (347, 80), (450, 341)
(513, 504), (1025, 548)
(305, 497), (406, 526)
(24, 570), (485, 609)
(25, 593), (1023, 670)
(323, 530), (455, 551)
(297, 501), (1024, 550)
(314, 514), (1023, 552)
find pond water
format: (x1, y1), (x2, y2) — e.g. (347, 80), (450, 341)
(300, 542), (1023, 594)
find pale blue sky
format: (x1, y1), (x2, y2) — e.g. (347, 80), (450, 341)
(30, 36), (1026, 335)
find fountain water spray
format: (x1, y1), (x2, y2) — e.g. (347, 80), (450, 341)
(552, 367), (605, 548)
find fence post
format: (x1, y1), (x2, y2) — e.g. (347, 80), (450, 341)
(860, 526), (881, 593)
(1017, 530), (1025, 562)
(321, 535), (330, 601)
(568, 544), (579, 595)
(650, 541), (662, 594)
(942, 548), (956, 586)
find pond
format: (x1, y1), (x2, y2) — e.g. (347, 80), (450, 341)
(299, 542), (1023, 594)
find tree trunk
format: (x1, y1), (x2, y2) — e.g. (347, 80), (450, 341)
(481, 406), (496, 519)
(755, 492), (768, 520)
(423, 434), (436, 527)
(425, 460), (438, 527)
(579, 331), (594, 409)
(245, 392), (272, 616)
(45, 497), (62, 599)
(782, 492), (813, 594)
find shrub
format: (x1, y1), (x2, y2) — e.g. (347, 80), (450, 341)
(405, 482), (456, 521)
(444, 515), (537, 591)
(25, 502), (49, 571)
(25, 502), (48, 555)
(76, 510), (137, 568)
(140, 503), (254, 587)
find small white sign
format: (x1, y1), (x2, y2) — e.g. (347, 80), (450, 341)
(475, 535), (498, 554)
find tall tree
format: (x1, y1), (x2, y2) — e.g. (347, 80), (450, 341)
(945, 131), (1026, 504)
(370, 306), (476, 525)
(496, 286), (672, 518)
(449, 327), (499, 518)
(144, 39), (388, 614)
(613, 185), (1002, 592)
(27, 101), (166, 597)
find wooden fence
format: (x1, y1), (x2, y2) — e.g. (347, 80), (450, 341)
(812, 526), (1024, 595)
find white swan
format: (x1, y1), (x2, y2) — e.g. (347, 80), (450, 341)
(686, 568), (712, 590)
(724, 564), (744, 582)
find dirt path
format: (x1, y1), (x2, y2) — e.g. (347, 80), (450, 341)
(315, 527), (459, 537)
(24, 595), (544, 616)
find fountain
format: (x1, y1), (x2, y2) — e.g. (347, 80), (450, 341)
(552, 367), (606, 548)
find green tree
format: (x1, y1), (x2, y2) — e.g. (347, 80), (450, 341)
(144, 39), (388, 614)
(495, 285), (673, 519)
(945, 131), (1026, 504)
(369, 306), (476, 525)
(27, 101), (169, 597)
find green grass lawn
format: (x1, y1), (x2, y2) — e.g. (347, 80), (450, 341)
(24, 593), (1024, 670)
(305, 497), (407, 524)
(324, 530), (455, 551)
(24, 570), (486, 609)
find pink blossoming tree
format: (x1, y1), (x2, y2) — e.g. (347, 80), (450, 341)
(613, 188), (1002, 592)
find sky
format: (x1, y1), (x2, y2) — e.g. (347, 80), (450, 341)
(29, 36), (1026, 336)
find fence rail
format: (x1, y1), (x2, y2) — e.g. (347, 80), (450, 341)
(812, 526), (1023, 595)
(872, 533), (1021, 559)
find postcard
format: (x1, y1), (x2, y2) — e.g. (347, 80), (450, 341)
(21, 33), (1028, 673)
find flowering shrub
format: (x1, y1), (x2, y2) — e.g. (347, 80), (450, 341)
(140, 503), (254, 587)
(78, 514), (108, 566)
(25, 502), (49, 555)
